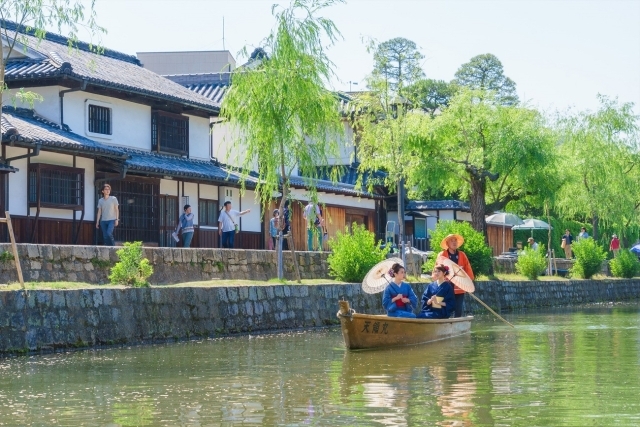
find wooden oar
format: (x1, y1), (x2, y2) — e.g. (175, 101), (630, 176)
(467, 292), (515, 328)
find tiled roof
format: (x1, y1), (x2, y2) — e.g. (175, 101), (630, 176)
(164, 73), (230, 106)
(2, 20), (219, 114)
(1, 107), (126, 158)
(287, 175), (381, 199)
(0, 163), (18, 173)
(406, 200), (471, 212)
(121, 148), (245, 184)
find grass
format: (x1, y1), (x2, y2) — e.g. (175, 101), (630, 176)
(0, 282), (122, 291)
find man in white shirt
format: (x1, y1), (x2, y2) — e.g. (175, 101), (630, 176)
(218, 201), (251, 248)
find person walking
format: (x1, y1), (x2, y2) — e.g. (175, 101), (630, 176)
(578, 227), (589, 241)
(561, 229), (574, 259)
(437, 234), (474, 318)
(269, 209), (280, 250)
(610, 234), (621, 257)
(218, 201), (251, 249)
(303, 201), (323, 251)
(175, 204), (195, 248)
(95, 184), (119, 246)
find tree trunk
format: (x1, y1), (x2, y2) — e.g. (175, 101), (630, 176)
(591, 214), (599, 241)
(470, 178), (488, 238)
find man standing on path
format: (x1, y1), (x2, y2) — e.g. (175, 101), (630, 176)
(610, 234), (621, 257)
(438, 234), (474, 318)
(96, 184), (119, 246)
(218, 201), (251, 249)
(303, 201), (323, 251)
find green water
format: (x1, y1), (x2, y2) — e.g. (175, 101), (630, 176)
(1, 304), (639, 426)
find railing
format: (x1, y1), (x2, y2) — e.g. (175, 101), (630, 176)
(377, 233), (431, 252)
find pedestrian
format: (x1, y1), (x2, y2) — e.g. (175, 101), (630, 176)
(527, 237), (539, 251)
(303, 201), (323, 251)
(281, 200), (291, 251)
(269, 209), (280, 250)
(610, 234), (620, 257)
(561, 229), (574, 259)
(95, 183), (119, 246)
(175, 204), (195, 248)
(217, 201), (250, 249)
(437, 234), (474, 318)
(578, 227), (589, 240)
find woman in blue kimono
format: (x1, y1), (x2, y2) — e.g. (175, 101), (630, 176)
(417, 264), (456, 319)
(382, 263), (418, 318)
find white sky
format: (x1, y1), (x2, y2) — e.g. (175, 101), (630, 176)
(80, 0), (639, 113)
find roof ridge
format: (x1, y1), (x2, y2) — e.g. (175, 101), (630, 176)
(2, 106), (62, 130)
(1, 19), (141, 66)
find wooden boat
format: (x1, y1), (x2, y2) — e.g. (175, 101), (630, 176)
(337, 300), (473, 350)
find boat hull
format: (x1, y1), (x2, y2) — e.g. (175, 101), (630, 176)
(337, 301), (472, 350)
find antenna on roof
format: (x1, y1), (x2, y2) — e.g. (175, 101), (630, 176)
(222, 16), (225, 51)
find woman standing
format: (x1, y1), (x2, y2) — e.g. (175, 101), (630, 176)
(417, 264), (456, 319)
(269, 209), (280, 250)
(176, 204), (194, 248)
(438, 234), (474, 318)
(382, 263), (418, 318)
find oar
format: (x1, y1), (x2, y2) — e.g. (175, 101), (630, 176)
(467, 292), (515, 328)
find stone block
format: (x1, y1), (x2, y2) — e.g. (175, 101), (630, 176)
(26, 244), (40, 259)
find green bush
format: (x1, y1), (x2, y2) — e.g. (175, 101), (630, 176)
(421, 221), (493, 276)
(609, 250), (640, 279)
(327, 223), (388, 282)
(109, 242), (153, 287)
(516, 245), (547, 280)
(570, 238), (606, 279)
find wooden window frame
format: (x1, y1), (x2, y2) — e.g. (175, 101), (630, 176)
(198, 198), (219, 227)
(28, 163), (85, 210)
(85, 99), (113, 139)
(151, 110), (189, 156)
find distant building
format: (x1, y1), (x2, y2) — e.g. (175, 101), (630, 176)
(137, 51), (236, 75)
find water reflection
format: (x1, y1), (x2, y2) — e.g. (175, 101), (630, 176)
(0, 305), (639, 426)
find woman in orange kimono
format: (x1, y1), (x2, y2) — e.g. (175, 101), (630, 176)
(438, 234), (474, 318)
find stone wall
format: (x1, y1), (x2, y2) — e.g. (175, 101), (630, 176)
(0, 244), (329, 284)
(1, 279), (640, 355)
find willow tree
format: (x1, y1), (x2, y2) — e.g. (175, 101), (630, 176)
(555, 95), (639, 240)
(0, 0), (104, 116)
(406, 88), (557, 237)
(221, 0), (344, 279)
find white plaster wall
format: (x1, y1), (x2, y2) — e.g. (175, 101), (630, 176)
(160, 179), (179, 196)
(6, 146), (28, 216)
(211, 122), (251, 167)
(438, 211), (455, 221)
(199, 184), (218, 200)
(325, 122), (355, 165)
(188, 116), (211, 160)
(289, 188), (375, 210)
(182, 182), (199, 224)
(457, 212), (472, 222)
(239, 190), (261, 232)
(5, 148), (96, 220)
(6, 86), (61, 125)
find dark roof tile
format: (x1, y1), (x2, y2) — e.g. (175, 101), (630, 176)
(406, 200), (470, 212)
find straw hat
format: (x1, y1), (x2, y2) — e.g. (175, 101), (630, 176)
(527, 237), (534, 243)
(440, 234), (464, 250)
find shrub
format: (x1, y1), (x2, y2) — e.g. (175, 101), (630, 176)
(422, 221), (493, 276)
(109, 242), (153, 287)
(328, 223), (388, 282)
(516, 245), (547, 280)
(609, 250), (640, 279)
(570, 238), (606, 279)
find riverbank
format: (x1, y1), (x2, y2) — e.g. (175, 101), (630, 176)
(2, 279), (640, 356)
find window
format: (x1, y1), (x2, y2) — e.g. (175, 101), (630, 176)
(85, 99), (113, 139)
(28, 164), (84, 208)
(199, 199), (219, 226)
(152, 110), (189, 155)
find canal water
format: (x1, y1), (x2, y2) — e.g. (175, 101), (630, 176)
(1, 303), (639, 426)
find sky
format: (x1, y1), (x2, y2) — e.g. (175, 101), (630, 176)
(76, 0), (640, 114)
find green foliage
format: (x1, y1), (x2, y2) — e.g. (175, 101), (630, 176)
(405, 78), (457, 116)
(372, 37), (425, 93)
(570, 238), (607, 279)
(327, 224), (388, 282)
(516, 246), (547, 280)
(609, 250), (640, 279)
(0, 250), (14, 262)
(453, 53), (518, 105)
(421, 221), (493, 277)
(109, 242), (153, 287)
(90, 257), (111, 269)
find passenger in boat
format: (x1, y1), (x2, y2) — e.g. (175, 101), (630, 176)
(417, 264), (455, 319)
(438, 234), (474, 318)
(382, 263), (418, 318)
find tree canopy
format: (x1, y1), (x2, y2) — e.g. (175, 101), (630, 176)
(371, 37), (424, 94)
(405, 78), (456, 117)
(454, 53), (519, 105)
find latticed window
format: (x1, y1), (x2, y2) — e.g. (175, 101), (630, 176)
(88, 104), (112, 135)
(28, 164), (84, 208)
(198, 199), (219, 226)
(151, 110), (189, 155)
